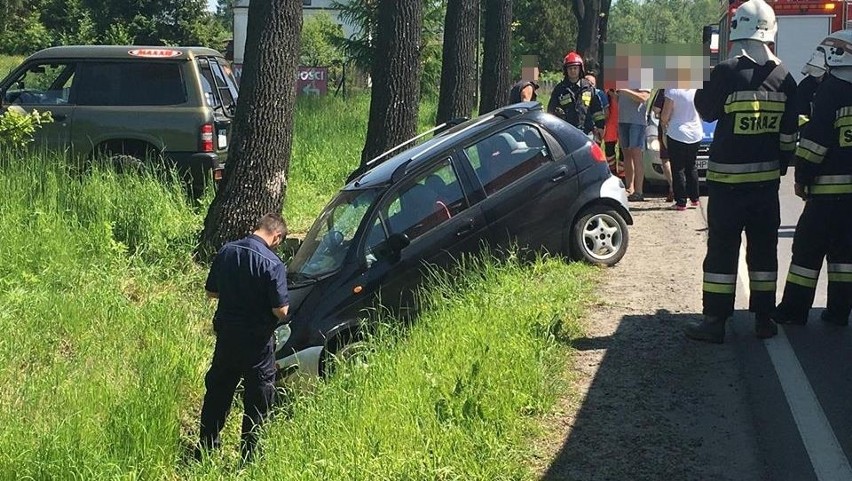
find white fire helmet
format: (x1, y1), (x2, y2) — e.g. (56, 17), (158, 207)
(729, 0), (777, 44)
(821, 29), (852, 69)
(801, 48), (827, 77)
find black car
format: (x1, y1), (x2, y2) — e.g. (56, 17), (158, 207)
(274, 102), (633, 377)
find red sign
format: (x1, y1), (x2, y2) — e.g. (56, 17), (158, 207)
(128, 49), (183, 58)
(297, 67), (328, 96)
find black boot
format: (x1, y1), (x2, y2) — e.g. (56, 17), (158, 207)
(685, 316), (727, 344)
(755, 313), (778, 339)
(773, 303), (808, 325)
(821, 310), (850, 327)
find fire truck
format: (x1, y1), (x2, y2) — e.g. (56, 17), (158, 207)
(715, 0), (852, 80)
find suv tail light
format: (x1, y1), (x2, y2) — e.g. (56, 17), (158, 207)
(200, 124), (214, 152)
(590, 142), (607, 163)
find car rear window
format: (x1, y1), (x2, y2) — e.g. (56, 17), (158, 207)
(74, 62), (186, 106)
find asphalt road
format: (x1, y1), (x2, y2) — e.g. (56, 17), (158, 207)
(715, 171), (852, 481)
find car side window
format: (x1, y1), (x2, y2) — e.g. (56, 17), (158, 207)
(464, 124), (550, 195)
(74, 62), (186, 106)
(3, 62), (75, 106)
(367, 159), (467, 251)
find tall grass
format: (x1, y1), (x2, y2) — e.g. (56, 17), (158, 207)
(0, 95), (595, 479)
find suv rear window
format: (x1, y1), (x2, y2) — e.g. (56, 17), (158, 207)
(74, 62), (186, 106)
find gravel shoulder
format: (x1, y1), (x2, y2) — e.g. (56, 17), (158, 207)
(532, 195), (768, 481)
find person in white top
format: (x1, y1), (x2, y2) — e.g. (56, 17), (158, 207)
(660, 88), (704, 210)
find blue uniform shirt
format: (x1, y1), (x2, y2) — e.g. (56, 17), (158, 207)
(205, 234), (289, 334)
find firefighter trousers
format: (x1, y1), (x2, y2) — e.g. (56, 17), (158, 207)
(703, 183), (780, 319)
(777, 198), (852, 321)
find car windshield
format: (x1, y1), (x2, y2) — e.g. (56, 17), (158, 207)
(289, 188), (380, 278)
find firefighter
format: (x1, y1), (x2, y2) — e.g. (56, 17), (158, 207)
(686, 0), (798, 343)
(547, 52), (605, 139)
(775, 29), (852, 327)
(795, 46), (828, 126)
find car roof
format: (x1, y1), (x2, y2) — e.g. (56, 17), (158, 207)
(25, 45), (224, 62)
(347, 102), (543, 190)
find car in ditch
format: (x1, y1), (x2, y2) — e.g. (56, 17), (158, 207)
(274, 102), (633, 378)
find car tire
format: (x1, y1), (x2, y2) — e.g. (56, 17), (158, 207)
(320, 330), (369, 377)
(570, 204), (629, 267)
(108, 154), (145, 174)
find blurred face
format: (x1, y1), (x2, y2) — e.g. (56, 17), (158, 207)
(270, 230), (285, 250)
(585, 74), (596, 87)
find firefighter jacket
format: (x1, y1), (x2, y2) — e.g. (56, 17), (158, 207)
(547, 78), (605, 134)
(794, 73), (852, 196)
(694, 56), (798, 187)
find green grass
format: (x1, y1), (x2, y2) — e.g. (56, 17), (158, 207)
(0, 97), (597, 480)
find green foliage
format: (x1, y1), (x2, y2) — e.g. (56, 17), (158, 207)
(0, 108), (53, 149)
(608, 0), (720, 44)
(301, 12), (345, 66)
(0, 55), (23, 78)
(0, 0), (230, 56)
(513, 0), (579, 73)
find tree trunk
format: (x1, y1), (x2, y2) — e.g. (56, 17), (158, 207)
(598, 0), (611, 84)
(571, 0), (602, 61)
(478, 0), (511, 114)
(197, 0), (302, 259)
(435, 0), (479, 125)
(359, 0), (423, 167)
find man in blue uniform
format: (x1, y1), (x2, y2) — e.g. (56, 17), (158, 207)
(196, 213), (290, 462)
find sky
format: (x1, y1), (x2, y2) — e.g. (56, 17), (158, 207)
(207, 0), (216, 12)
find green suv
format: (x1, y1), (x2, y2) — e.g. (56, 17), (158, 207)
(0, 46), (239, 196)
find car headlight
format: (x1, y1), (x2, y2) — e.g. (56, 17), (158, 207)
(274, 324), (292, 352)
(648, 139), (660, 151)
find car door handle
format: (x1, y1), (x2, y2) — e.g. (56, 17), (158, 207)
(551, 167), (568, 182)
(52, 114), (67, 122)
(456, 219), (475, 237)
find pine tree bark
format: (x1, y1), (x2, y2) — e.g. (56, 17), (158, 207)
(197, 0), (301, 259)
(359, 0), (423, 167)
(478, 0), (511, 114)
(571, 0), (602, 61)
(435, 0), (479, 125)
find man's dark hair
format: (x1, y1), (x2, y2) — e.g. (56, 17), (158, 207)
(255, 213), (288, 237)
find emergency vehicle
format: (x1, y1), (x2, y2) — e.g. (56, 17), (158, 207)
(716, 0), (852, 81)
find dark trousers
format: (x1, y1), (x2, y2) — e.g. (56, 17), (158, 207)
(703, 183), (780, 318)
(777, 198), (852, 321)
(666, 136), (700, 206)
(199, 328), (276, 461)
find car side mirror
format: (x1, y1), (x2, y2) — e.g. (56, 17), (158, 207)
(386, 232), (410, 253)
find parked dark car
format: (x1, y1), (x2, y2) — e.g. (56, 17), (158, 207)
(274, 102), (633, 378)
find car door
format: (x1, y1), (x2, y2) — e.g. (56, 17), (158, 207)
(0, 61), (76, 151)
(359, 157), (489, 315)
(461, 122), (578, 255)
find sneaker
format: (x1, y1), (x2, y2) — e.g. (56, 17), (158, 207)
(666, 190), (674, 202)
(668, 203), (687, 211)
(685, 316), (727, 343)
(627, 192), (645, 202)
(755, 313), (778, 339)
(820, 310), (850, 326)
(689, 200), (700, 208)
